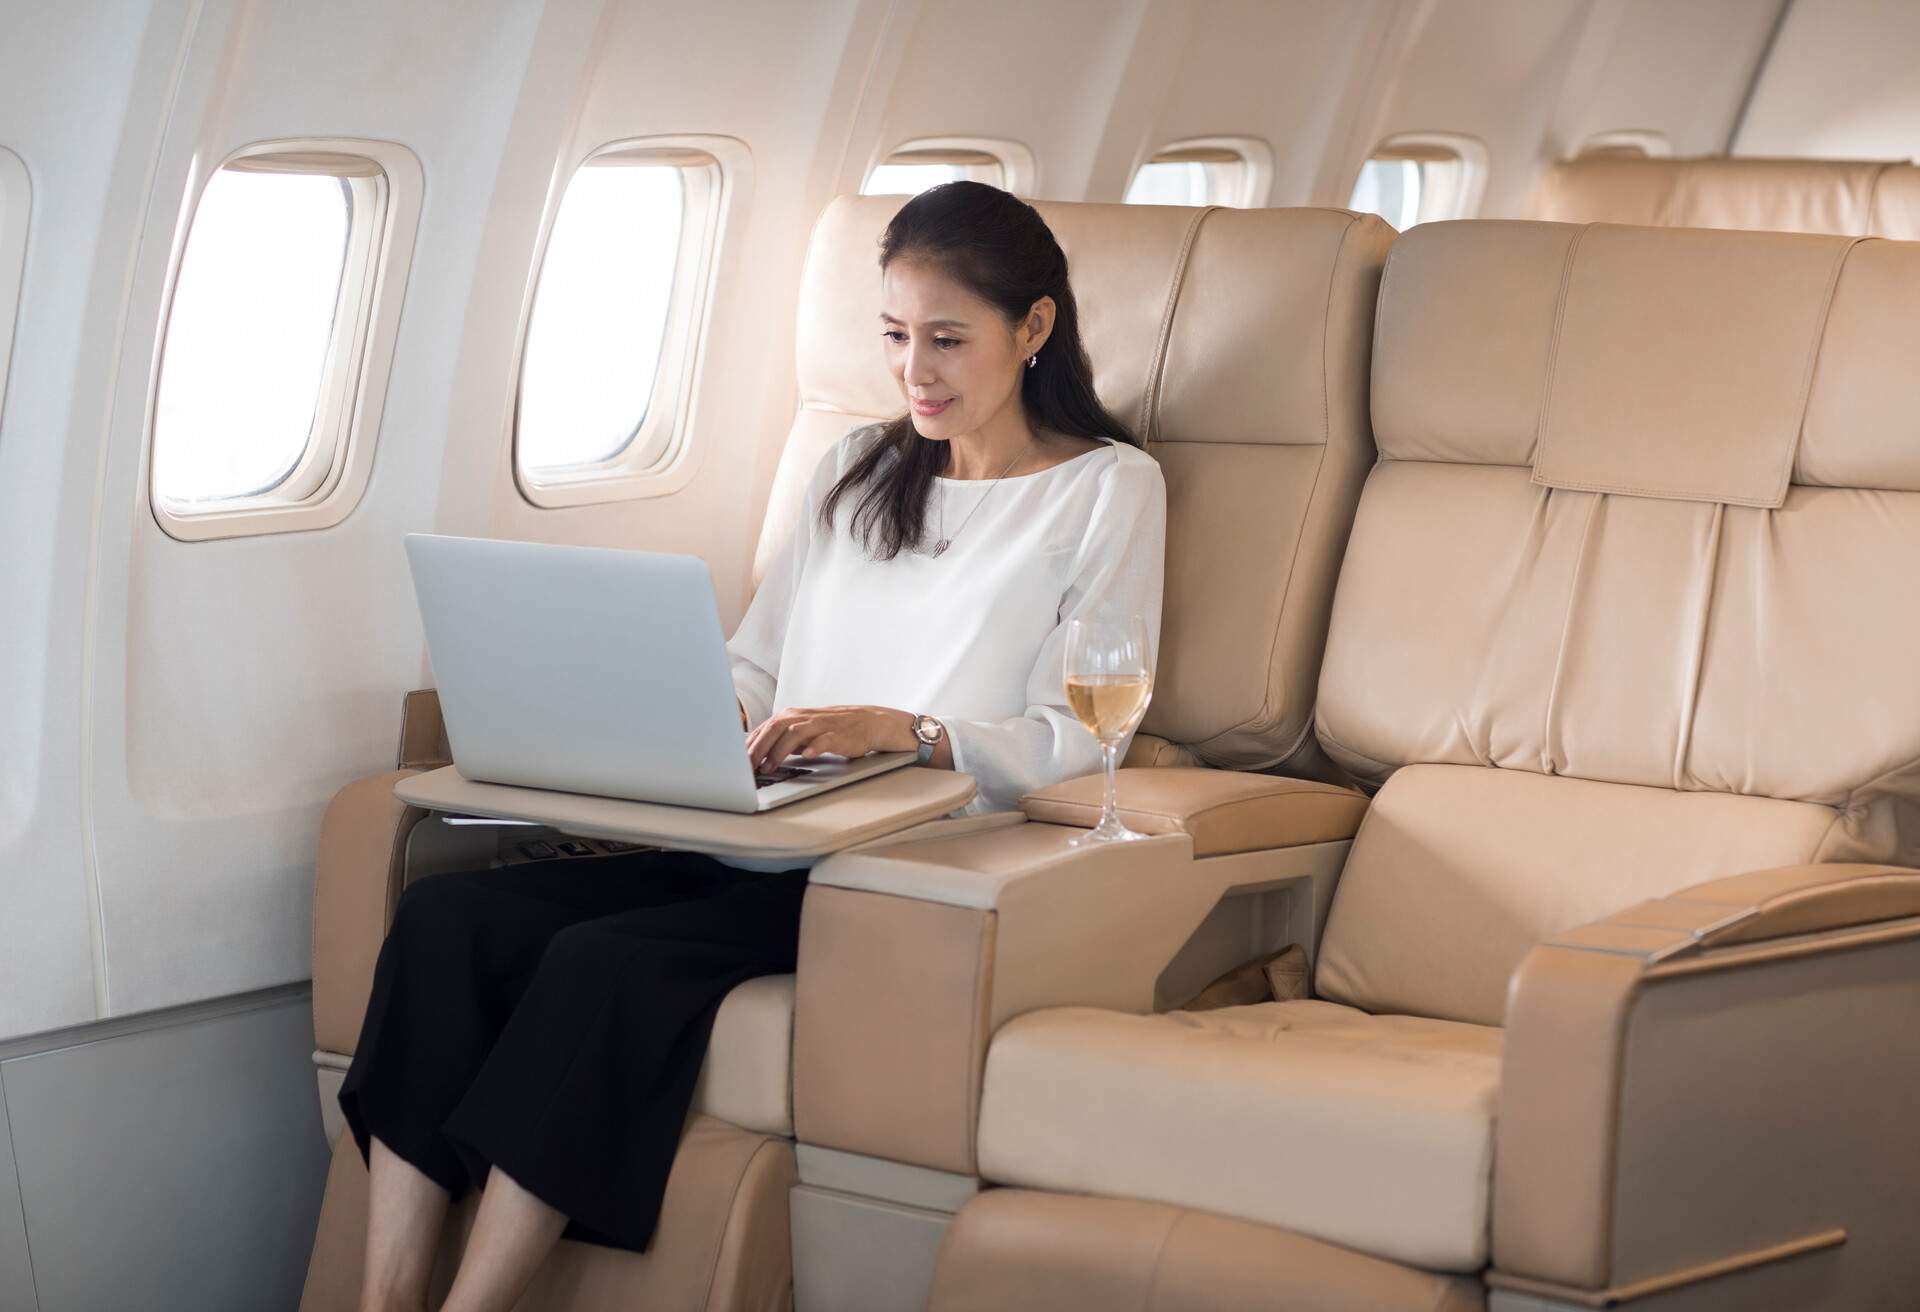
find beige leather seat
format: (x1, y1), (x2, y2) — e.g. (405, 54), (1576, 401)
(301, 196), (1395, 1310)
(762, 194), (1394, 776)
(927, 221), (1920, 1311)
(1531, 154), (1920, 238)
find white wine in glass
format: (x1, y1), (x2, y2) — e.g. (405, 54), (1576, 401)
(1064, 614), (1154, 843)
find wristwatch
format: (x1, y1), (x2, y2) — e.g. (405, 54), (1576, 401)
(911, 713), (946, 764)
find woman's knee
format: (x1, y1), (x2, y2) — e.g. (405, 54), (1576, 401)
(388, 867), (496, 942)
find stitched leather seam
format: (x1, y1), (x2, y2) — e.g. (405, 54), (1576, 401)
(1538, 493), (1603, 776)
(1529, 223), (1592, 489)
(1139, 1207), (1186, 1312)
(963, 911), (996, 1176)
(1138, 206), (1216, 441)
(698, 1133), (777, 1309)
(1669, 502), (1723, 792)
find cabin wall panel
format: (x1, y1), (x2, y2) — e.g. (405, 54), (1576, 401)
(465, 0), (886, 628)
(858, 0), (1153, 203)
(0, 0), (198, 1039)
(88, 0), (559, 1016)
(0, 995), (327, 1312)
(0, 1072), (34, 1311)
(1736, 0), (1920, 160)
(1545, 0), (1785, 159)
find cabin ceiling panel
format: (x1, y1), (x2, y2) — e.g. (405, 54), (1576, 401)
(85, 0), (563, 1017)
(1129, 0), (1380, 207)
(0, 0), (195, 1038)
(1545, 0), (1786, 159)
(868, 0), (1153, 201)
(1737, 0), (1920, 161)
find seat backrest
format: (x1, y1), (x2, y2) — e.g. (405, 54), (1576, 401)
(755, 196), (1393, 773)
(1314, 220), (1920, 1027)
(1531, 155), (1920, 239)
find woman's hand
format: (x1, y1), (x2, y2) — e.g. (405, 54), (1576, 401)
(745, 704), (919, 774)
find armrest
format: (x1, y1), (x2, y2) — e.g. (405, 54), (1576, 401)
(794, 782), (1358, 1174)
(1492, 864), (1920, 1306)
(1021, 767), (1367, 856)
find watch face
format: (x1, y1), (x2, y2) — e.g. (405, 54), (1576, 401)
(914, 714), (943, 745)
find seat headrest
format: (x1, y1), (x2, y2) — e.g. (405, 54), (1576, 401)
(1531, 155), (1920, 241)
(1373, 220), (1920, 503)
(770, 195), (1393, 768)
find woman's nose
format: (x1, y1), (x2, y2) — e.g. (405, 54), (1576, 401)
(901, 344), (938, 388)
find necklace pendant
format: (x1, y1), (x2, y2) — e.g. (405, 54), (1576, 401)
(930, 539), (950, 558)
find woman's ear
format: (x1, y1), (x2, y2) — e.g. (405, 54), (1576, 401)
(1022, 296), (1057, 359)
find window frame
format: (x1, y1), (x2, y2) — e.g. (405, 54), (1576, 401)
(1126, 136), (1274, 208)
(861, 136), (1037, 197)
(1350, 132), (1490, 228)
(0, 147), (27, 434)
(511, 135), (744, 509)
(1576, 129), (1675, 159)
(147, 137), (422, 542)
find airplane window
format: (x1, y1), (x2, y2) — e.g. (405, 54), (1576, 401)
(1349, 159), (1423, 231)
(864, 159), (998, 195)
(1126, 160), (1217, 206)
(153, 168), (352, 504)
(1124, 139), (1271, 208)
(515, 139), (730, 506)
(519, 165), (685, 470)
(861, 139), (1035, 197)
(149, 141), (421, 541)
(1348, 135), (1488, 230)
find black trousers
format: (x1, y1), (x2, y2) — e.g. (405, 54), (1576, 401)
(337, 849), (808, 1252)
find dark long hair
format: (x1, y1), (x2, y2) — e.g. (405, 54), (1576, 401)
(818, 181), (1138, 559)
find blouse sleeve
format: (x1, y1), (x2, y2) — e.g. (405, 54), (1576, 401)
(726, 432), (858, 728)
(943, 449), (1168, 813)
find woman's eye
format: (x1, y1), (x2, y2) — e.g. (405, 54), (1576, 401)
(934, 337), (960, 350)
(883, 330), (908, 344)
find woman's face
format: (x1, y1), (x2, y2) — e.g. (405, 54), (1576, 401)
(880, 257), (1051, 441)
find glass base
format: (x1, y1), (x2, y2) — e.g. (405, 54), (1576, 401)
(1069, 816), (1151, 845)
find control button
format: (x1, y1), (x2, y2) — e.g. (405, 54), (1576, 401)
(516, 840), (558, 860)
(600, 839), (640, 853)
(556, 840), (593, 857)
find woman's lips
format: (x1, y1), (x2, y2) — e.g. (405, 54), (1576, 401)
(911, 397), (954, 417)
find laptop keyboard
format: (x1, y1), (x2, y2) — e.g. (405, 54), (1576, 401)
(754, 765), (812, 788)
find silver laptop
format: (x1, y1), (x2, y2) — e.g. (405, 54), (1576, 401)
(403, 533), (915, 813)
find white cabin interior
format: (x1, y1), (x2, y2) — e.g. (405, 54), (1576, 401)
(2, 1), (1918, 1308)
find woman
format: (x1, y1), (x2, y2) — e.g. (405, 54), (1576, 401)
(340, 180), (1166, 1312)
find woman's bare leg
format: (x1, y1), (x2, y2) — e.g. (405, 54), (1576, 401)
(439, 1166), (568, 1312)
(361, 1136), (451, 1312)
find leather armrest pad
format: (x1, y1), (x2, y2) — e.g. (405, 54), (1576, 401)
(1548, 863), (1920, 960)
(1020, 767), (1367, 857)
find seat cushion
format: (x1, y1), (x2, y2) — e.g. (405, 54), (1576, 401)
(976, 1000), (1501, 1272)
(691, 973), (793, 1137)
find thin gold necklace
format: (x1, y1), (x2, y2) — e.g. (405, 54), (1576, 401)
(928, 445), (1031, 558)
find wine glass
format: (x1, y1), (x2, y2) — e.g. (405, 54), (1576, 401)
(1064, 614), (1154, 844)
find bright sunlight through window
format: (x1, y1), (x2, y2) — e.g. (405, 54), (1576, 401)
(1124, 141), (1268, 208)
(861, 141), (1026, 197)
(518, 165), (685, 471)
(1125, 161), (1214, 205)
(152, 169), (350, 503)
(1349, 158), (1423, 231)
(1348, 136), (1487, 231)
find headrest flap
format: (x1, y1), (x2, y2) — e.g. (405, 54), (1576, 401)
(1372, 221), (1903, 507)
(1532, 224), (1854, 508)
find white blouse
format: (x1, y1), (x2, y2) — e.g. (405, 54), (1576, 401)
(728, 424), (1167, 819)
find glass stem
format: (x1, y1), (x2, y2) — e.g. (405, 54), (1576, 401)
(1100, 740), (1120, 829)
